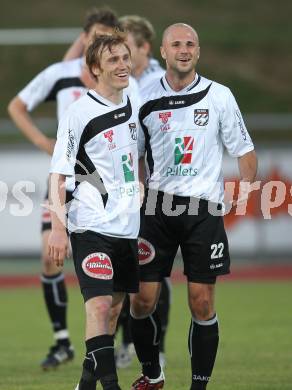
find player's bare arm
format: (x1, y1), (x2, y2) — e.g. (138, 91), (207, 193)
(48, 173), (68, 267)
(234, 150), (258, 206)
(63, 32), (85, 61)
(8, 96), (56, 155)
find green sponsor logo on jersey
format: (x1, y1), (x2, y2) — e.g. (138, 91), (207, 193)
(165, 136), (197, 176)
(122, 153), (135, 182)
(174, 136), (194, 165)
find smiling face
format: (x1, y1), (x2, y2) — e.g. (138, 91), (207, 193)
(160, 24), (200, 77)
(93, 43), (132, 92)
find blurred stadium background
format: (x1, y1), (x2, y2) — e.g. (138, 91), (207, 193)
(0, 1), (292, 389)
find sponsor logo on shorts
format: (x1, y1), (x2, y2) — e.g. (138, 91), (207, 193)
(210, 262), (223, 270)
(194, 109), (209, 126)
(138, 238), (155, 265)
(82, 253), (113, 280)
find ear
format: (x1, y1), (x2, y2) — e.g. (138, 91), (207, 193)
(141, 41), (151, 56)
(160, 46), (166, 60)
(197, 46), (200, 59)
(91, 64), (100, 78)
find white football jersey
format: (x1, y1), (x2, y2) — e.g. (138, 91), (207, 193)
(138, 74), (254, 204)
(18, 58), (87, 121)
(18, 58), (140, 191)
(50, 90), (140, 239)
(137, 58), (165, 89)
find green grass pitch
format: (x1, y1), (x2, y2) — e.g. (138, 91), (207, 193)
(1, 281), (292, 390)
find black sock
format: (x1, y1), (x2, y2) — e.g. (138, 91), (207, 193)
(130, 310), (161, 378)
(41, 273), (70, 346)
(157, 278), (171, 353)
(79, 335), (119, 390)
(188, 314), (219, 389)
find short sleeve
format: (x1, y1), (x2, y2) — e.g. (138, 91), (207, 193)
(50, 111), (82, 176)
(220, 89), (254, 157)
(18, 63), (60, 111)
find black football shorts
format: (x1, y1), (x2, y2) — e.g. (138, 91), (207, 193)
(138, 190), (230, 284)
(70, 230), (139, 302)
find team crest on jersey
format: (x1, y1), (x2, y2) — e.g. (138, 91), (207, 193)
(159, 111), (171, 124)
(129, 123), (137, 140)
(138, 238), (155, 265)
(159, 112), (171, 131)
(82, 253), (113, 280)
(194, 109), (209, 126)
(104, 129), (116, 150)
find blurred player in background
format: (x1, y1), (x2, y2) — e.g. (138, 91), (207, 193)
(130, 23), (257, 390)
(119, 15), (165, 88)
(49, 32), (140, 390)
(7, 7), (121, 370)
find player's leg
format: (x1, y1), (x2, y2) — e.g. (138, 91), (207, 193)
(182, 198), (230, 390)
(130, 191), (178, 389)
(71, 231), (125, 390)
(115, 295), (135, 368)
(130, 282), (165, 384)
(78, 293), (125, 390)
(156, 277), (171, 367)
(187, 282), (218, 390)
(40, 225), (73, 369)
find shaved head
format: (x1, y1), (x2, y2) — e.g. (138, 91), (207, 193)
(160, 23), (200, 89)
(162, 23), (199, 46)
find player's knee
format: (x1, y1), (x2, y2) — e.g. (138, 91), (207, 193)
(110, 302), (122, 322)
(87, 300), (111, 322)
(189, 296), (214, 320)
(42, 252), (55, 273)
(131, 294), (156, 317)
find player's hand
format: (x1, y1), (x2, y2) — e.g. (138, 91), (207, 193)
(48, 229), (68, 267)
(231, 181), (251, 210)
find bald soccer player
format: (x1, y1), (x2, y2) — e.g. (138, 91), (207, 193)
(130, 23), (257, 390)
